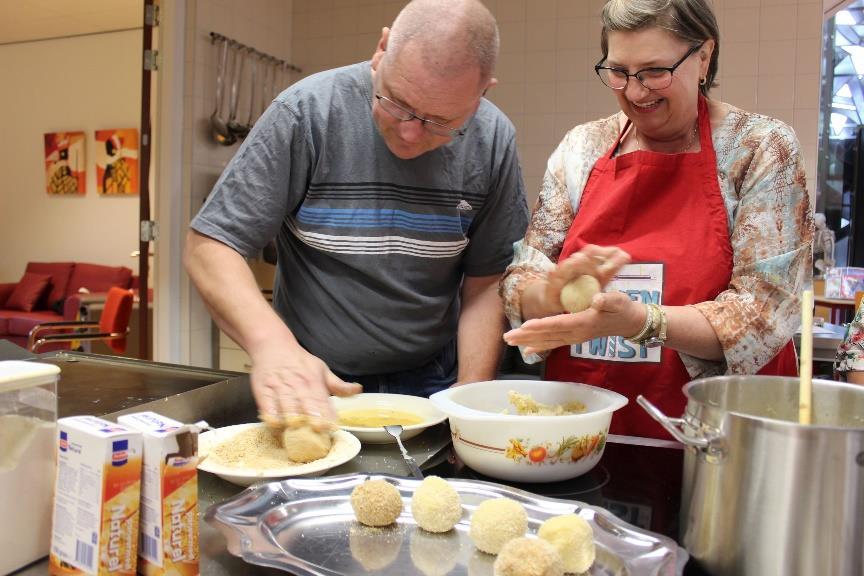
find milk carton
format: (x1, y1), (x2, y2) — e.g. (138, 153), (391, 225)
(117, 412), (200, 576)
(49, 416), (142, 576)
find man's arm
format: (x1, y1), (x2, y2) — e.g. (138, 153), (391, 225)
(456, 274), (506, 384)
(184, 230), (360, 418)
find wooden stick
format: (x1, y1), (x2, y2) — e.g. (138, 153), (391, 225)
(799, 289), (813, 425)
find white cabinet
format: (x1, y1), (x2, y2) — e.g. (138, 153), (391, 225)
(218, 330), (252, 373)
(216, 259), (274, 372)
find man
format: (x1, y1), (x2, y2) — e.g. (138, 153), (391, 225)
(185, 0), (528, 421)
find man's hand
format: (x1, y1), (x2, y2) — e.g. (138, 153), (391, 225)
(250, 346), (362, 421)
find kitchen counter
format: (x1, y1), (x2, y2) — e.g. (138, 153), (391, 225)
(3, 349), (709, 575)
(197, 434), (705, 576)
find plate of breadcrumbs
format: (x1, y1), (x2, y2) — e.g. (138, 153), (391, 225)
(198, 423), (361, 486)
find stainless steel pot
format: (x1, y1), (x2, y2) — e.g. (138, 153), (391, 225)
(638, 376), (864, 576)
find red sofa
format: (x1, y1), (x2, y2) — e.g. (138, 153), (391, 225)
(0, 262), (134, 352)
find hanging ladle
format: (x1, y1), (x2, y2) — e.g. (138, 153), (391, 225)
(241, 51), (259, 135)
(227, 46), (250, 139)
(210, 37), (236, 146)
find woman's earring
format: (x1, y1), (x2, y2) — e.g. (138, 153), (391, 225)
(700, 77), (707, 86)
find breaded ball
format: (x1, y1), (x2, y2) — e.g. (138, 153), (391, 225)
(493, 537), (564, 576)
(469, 498), (528, 554)
(411, 475), (463, 533)
(560, 275), (600, 313)
(537, 514), (595, 574)
(348, 524), (403, 570)
(282, 425), (332, 463)
(350, 479), (403, 526)
(410, 530), (458, 576)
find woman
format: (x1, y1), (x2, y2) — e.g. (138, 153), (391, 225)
(500, 0), (813, 438)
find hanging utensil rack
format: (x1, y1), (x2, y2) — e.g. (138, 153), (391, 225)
(209, 31), (302, 74)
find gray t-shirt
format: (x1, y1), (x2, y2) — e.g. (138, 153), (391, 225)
(192, 61), (528, 375)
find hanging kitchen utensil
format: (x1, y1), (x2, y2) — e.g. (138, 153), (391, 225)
(259, 56), (274, 119)
(241, 51), (259, 134)
(270, 58), (281, 100)
(210, 37), (235, 146)
(226, 46), (248, 140)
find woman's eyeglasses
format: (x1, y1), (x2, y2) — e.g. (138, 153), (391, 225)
(594, 42), (705, 91)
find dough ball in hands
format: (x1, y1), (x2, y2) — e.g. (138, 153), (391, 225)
(411, 475), (463, 533)
(560, 275), (600, 313)
(469, 497), (528, 554)
(493, 537), (564, 576)
(281, 425), (332, 463)
(259, 412), (334, 464)
(537, 514), (595, 574)
(351, 479), (404, 526)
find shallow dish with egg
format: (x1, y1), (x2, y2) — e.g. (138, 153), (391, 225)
(331, 393), (448, 443)
(430, 380), (627, 482)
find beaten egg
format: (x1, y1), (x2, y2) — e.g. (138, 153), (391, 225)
(338, 408), (424, 428)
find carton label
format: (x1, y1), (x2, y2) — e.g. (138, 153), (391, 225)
(50, 418), (142, 576)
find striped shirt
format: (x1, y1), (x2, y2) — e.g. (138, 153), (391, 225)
(192, 62), (528, 375)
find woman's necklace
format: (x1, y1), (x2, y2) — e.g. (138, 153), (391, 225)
(633, 123), (698, 154)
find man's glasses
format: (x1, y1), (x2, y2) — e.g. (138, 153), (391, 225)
(594, 42), (705, 91)
(374, 94), (467, 138)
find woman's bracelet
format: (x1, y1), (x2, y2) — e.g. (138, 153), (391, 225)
(627, 303), (668, 347)
(627, 303), (655, 343)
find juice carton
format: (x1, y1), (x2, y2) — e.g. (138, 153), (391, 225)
(49, 416), (143, 576)
(117, 412), (200, 576)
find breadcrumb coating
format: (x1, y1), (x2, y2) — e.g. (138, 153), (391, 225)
(411, 476), (463, 533)
(469, 498), (528, 554)
(351, 479), (403, 527)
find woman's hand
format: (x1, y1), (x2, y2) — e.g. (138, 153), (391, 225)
(504, 252), (647, 354)
(520, 244), (632, 320)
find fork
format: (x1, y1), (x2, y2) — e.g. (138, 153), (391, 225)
(383, 425), (424, 479)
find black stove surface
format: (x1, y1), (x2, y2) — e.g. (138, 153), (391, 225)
(424, 437), (712, 576)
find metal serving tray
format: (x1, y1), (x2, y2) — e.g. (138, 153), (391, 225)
(205, 473), (688, 576)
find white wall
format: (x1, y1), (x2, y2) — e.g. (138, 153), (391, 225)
(167, 0), (824, 368)
(0, 30), (142, 282)
(173, 0), (293, 367)
(292, 0), (823, 207)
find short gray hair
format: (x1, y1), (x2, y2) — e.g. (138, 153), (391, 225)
(386, 0), (499, 84)
(600, 0), (719, 96)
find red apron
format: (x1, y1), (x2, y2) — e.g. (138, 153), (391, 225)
(545, 96), (797, 439)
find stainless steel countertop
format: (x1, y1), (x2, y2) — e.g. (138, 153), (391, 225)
(9, 351), (453, 576)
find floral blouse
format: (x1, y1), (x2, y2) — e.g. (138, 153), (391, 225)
(500, 103), (814, 379)
(835, 306), (864, 373)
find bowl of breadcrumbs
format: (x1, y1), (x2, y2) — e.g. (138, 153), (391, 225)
(198, 423), (361, 486)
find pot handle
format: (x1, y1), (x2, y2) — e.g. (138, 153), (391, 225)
(636, 395), (709, 449)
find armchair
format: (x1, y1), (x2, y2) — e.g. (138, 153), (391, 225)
(28, 287), (134, 353)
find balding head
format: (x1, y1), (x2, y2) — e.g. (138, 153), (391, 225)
(384, 0), (499, 85)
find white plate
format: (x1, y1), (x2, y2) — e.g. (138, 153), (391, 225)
(197, 423), (361, 487)
(331, 393), (448, 444)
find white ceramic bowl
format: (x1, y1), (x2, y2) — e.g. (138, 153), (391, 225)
(331, 393), (448, 444)
(430, 380), (628, 483)
(197, 423), (361, 486)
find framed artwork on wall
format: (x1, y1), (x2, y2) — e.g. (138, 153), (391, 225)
(44, 131), (86, 195)
(95, 128), (139, 195)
